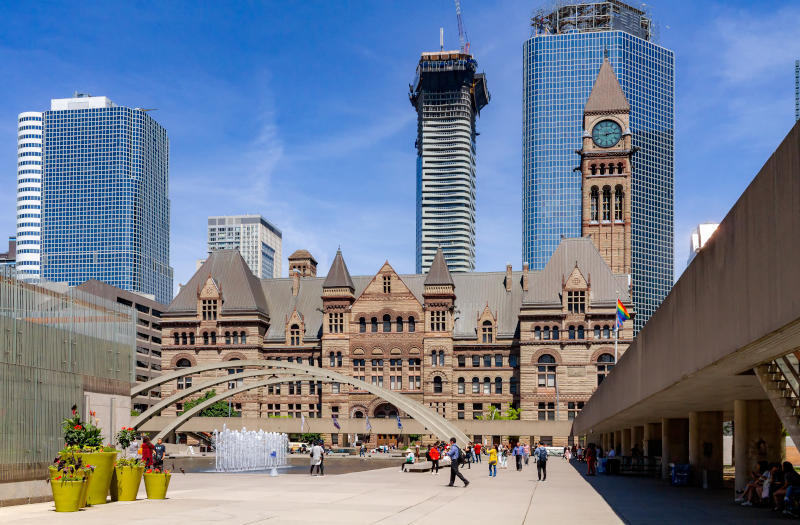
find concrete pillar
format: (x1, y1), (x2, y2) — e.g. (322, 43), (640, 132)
(644, 422), (662, 457)
(734, 400), (784, 492)
(613, 430), (621, 453)
(661, 418), (689, 480)
(689, 411), (723, 488)
(621, 428), (632, 456)
(632, 426), (644, 454)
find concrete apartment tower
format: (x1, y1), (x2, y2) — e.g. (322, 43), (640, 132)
(40, 94), (174, 304)
(207, 215), (282, 278)
(15, 111), (43, 280)
(524, 1), (674, 334)
(410, 48), (489, 274)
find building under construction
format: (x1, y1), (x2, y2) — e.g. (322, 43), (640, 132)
(410, 51), (489, 275)
(532, 0), (653, 40)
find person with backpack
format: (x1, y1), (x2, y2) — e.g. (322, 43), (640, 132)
(446, 437), (469, 487)
(534, 442), (548, 481)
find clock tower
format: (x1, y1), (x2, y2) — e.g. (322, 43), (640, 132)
(580, 58), (633, 274)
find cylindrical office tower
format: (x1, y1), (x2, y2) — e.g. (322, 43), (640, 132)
(410, 50), (489, 274)
(16, 111), (43, 281)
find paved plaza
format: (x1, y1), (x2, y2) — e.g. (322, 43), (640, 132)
(0, 459), (785, 524)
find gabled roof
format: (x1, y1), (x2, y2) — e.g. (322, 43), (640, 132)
(322, 249), (354, 290)
(425, 247), (455, 286)
(585, 58), (630, 114)
(166, 250), (268, 316)
(523, 237), (630, 306)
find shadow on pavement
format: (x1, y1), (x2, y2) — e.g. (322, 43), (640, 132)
(567, 460), (784, 524)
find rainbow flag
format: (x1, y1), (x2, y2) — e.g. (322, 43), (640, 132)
(616, 299), (631, 329)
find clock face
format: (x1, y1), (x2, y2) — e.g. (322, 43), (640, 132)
(592, 120), (622, 148)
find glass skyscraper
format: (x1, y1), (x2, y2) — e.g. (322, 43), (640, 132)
(523, 1), (674, 333)
(40, 94), (173, 304)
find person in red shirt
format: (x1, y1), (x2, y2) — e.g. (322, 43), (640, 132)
(141, 435), (155, 468)
(586, 443), (597, 476)
(474, 443), (482, 464)
(429, 445), (440, 475)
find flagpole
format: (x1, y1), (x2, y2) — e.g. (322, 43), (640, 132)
(614, 322), (618, 364)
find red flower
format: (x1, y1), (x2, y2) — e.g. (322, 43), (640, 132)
(74, 425), (82, 430)
(146, 469), (152, 473)
(71, 409), (76, 415)
(55, 475), (62, 480)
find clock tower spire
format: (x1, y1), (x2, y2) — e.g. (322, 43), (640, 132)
(580, 58), (633, 274)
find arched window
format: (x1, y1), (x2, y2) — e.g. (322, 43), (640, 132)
(370, 317), (378, 333)
(359, 317), (366, 333)
(181, 333), (187, 345)
(602, 186), (611, 221)
(481, 320), (494, 343)
(173, 333), (179, 345)
(614, 185), (624, 221)
(176, 358), (192, 389)
(483, 377), (491, 395)
(224, 331), (231, 345)
(189, 333), (195, 345)
(608, 163), (614, 174)
(232, 332), (239, 345)
(594, 325), (601, 339)
(329, 352), (335, 367)
(603, 325), (610, 339)
(290, 324), (301, 346)
(534, 326), (541, 340)
(383, 314), (392, 333)
(353, 410), (364, 419)
(240, 331), (246, 344)
(495, 377), (503, 394)
(617, 162), (624, 173)
(568, 326), (576, 339)
(552, 326), (559, 340)
(597, 353), (615, 385)
(599, 163), (606, 175)
(202, 332), (209, 345)
(336, 351), (342, 367)
(577, 326), (585, 339)
(590, 186), (599, 222)
(537, 354), (556, 388)
(439, 350), (445, 366)
(472, 377), (479, 393)
(590, 164), (597, 175)
(431, 350), (437, 367)
(458, 377), (465, 394)
(433, 376), (443, 393)
(396, 317), (403, 332)
(510, 377), (519, 394)
(543, 326), (550, 340)
(210, 332), (216, 344)
(408, 316), (416, 332)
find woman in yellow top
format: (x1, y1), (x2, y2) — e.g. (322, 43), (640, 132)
(488, 446), (498, 477)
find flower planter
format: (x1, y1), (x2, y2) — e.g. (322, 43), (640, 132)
(143, 472), (171, 499)
(111, 465), (144, 501)
(78, 450), (117, 505)
(50, 479), (87, 512)
(49, 467), (92, 508)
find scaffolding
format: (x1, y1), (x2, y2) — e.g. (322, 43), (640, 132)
(531, 0), (654, 41)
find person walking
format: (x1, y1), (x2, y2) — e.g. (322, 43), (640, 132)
(474, 442), (482, 463)
(446, 437), (470, 488)
(310, 440), (323, 476)
(498, 444), (507, 469)
(429, 445), (440, 475)
(465, 444), (472, 469)
(153, 438), (166, 470)
(513, 443), (523, 471)
(524, 443), (531, 466)
(487, 444), (498, 477)
(141, 436), (155, 468)
(586, 443), (597, 476)
(534, 442), (548, 481)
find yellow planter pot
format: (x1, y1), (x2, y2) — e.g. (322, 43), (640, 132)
(143, 472), (171, 499)
(112, 466), (144, 501)
(50, 479), (86, 512)
(49, 467), (92, 508)
(78, 450), (118, 505)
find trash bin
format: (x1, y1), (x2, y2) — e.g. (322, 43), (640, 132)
(605, 457), (620, 475)
(597, 458), (607, 474)
(671, 463), (690, 486)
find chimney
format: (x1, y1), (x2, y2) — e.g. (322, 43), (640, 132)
(291, 271), (300, 297)
(505, 263), (512, 292)
(522, 262), (529, 291)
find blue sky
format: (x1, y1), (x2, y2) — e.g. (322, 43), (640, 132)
(1, 1), (798, 298)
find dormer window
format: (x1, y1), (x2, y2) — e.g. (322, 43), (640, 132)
(202, 299), (218, 321)
(290, 324), (301, 346)
(328, 312), (344, 334)
(481, 320), (494, 343)
(567, 291), (586, 314)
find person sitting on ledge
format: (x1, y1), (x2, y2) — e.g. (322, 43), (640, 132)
(738, 461), (771, 506)
(772, 461), (800, 513)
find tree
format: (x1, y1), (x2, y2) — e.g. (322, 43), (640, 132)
(179, 389), (241, 417)
(477, 403), (520, 421)
(299, 433), (321, 443)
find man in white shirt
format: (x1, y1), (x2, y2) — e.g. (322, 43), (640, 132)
(608, 448), (616, 458)
(310, 442), (324, 476)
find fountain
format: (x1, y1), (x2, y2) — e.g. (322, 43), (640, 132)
(213, 425), (289, 472)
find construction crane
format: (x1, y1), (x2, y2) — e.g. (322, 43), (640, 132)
(454, 0), (470, 54)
